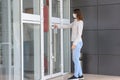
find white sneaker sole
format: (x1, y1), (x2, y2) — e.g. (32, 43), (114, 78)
(79, 77), (84, 80)
(68, 79), (79, 80)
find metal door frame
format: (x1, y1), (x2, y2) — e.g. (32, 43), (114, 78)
(13, 0), (70, 80)
(20, 0), (44, 80)
(13, 0), (44, 80)
(44, 0), (70, 79)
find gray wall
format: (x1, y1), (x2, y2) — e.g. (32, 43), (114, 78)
(71, 0), (120, 76)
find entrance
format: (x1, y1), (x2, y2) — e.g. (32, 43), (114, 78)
(12, 0), (70, 80)
(44, 0), (62, 78)
(44, 0), (71, 79)
(21, 0), (42, 80)
(0, 0), (70, 80)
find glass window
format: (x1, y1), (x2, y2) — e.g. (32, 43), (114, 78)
(63, 29), (70, 72)
(0, 9), (1, 57)
(44, 0), (49, 6)
(52, 29), (61, 73)
(52, 0), (60, 17)
(0, 10), (1, 26)
(0, 0), (13, 80)
(44, 31), (50, 75)
(63, 0), (69, 19)
(23, 0), (40, 14)
(44, 0), (50, 75)
(23, 23), (41, 80)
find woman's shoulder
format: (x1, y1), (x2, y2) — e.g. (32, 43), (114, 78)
(77, 20), (83, 24)
(78, 20), (83, 22)
(73, 19), (83, 24)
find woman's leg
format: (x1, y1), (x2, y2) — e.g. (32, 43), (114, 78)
(72, 42), (83, 77)
(78, 42), (83, 76)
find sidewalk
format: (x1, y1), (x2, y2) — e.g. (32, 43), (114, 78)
(48, 74), (120, 80)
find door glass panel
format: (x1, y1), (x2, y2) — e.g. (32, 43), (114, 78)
(23, 23), (41, 80)
(52, 29), (61, 73)
(23, 0), (40, 14)
(44, 32), (50, 75)
(63, 29), (70, 72)
(63, 0), (69, 19)
(0, 0), (12, 80)
(44, 0), (50, 75)
(52, 0), (60, 17)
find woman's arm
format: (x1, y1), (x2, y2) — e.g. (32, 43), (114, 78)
(57, 22), (73, 29)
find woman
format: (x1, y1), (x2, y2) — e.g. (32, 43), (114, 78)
(54, 9), (84, 80)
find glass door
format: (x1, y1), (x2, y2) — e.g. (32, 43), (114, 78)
(23, 23), (41, 80)
(51, 28), (61, 74)
(0, 0), (13, 80)
(62, 0), (71, 73)
(51, 0), (62, 75)
(44, 0), (62, 78)
(43, 0), (50, 76)
(21, 0), (42, 80)
(23, 0), (40, 14)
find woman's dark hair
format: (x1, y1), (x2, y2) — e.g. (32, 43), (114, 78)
(73, 9), (83, 20)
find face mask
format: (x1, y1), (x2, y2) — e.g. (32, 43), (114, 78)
(73, 13), (77, 18)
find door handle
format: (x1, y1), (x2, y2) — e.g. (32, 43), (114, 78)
(51, 25), (58, 34)
(51, 55), (54, 60)
(51, 25), (55, 29)
(53, 32), (56, 62)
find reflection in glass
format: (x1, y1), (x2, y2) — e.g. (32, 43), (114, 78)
(63, 29), (70, 72)
(0, 0), (12, 80)
(44, 0), (50, 75)
(23, 24), (34, 80)
(52, 29), (61, 73)
(23, 0), (40, 14)
(52, 0), (60, 17)
(63, 0), (69, 19)
(23, 24), (40, 80)
(0, 0), (2, 69)
(44, 32), (50, 75)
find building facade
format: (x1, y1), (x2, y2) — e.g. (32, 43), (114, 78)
(71, 0), (120, 76)
(1, 0), (120, 80)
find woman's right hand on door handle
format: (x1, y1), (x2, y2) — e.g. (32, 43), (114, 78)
(54, 24), (58, 29)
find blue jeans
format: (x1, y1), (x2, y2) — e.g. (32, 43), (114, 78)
(72, 41), (83, 77)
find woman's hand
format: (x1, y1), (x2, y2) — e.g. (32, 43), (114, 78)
(72, 44), (76, 49)
(54, 24), (58, 29)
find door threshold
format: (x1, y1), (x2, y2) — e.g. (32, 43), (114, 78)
(44, 72), (63, 80)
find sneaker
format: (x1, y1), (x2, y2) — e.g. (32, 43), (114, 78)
(78, 75), (84, 79)
(68, 75), (78, 80)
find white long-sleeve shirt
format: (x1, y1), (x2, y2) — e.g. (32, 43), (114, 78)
(58, 19), (83, 45)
